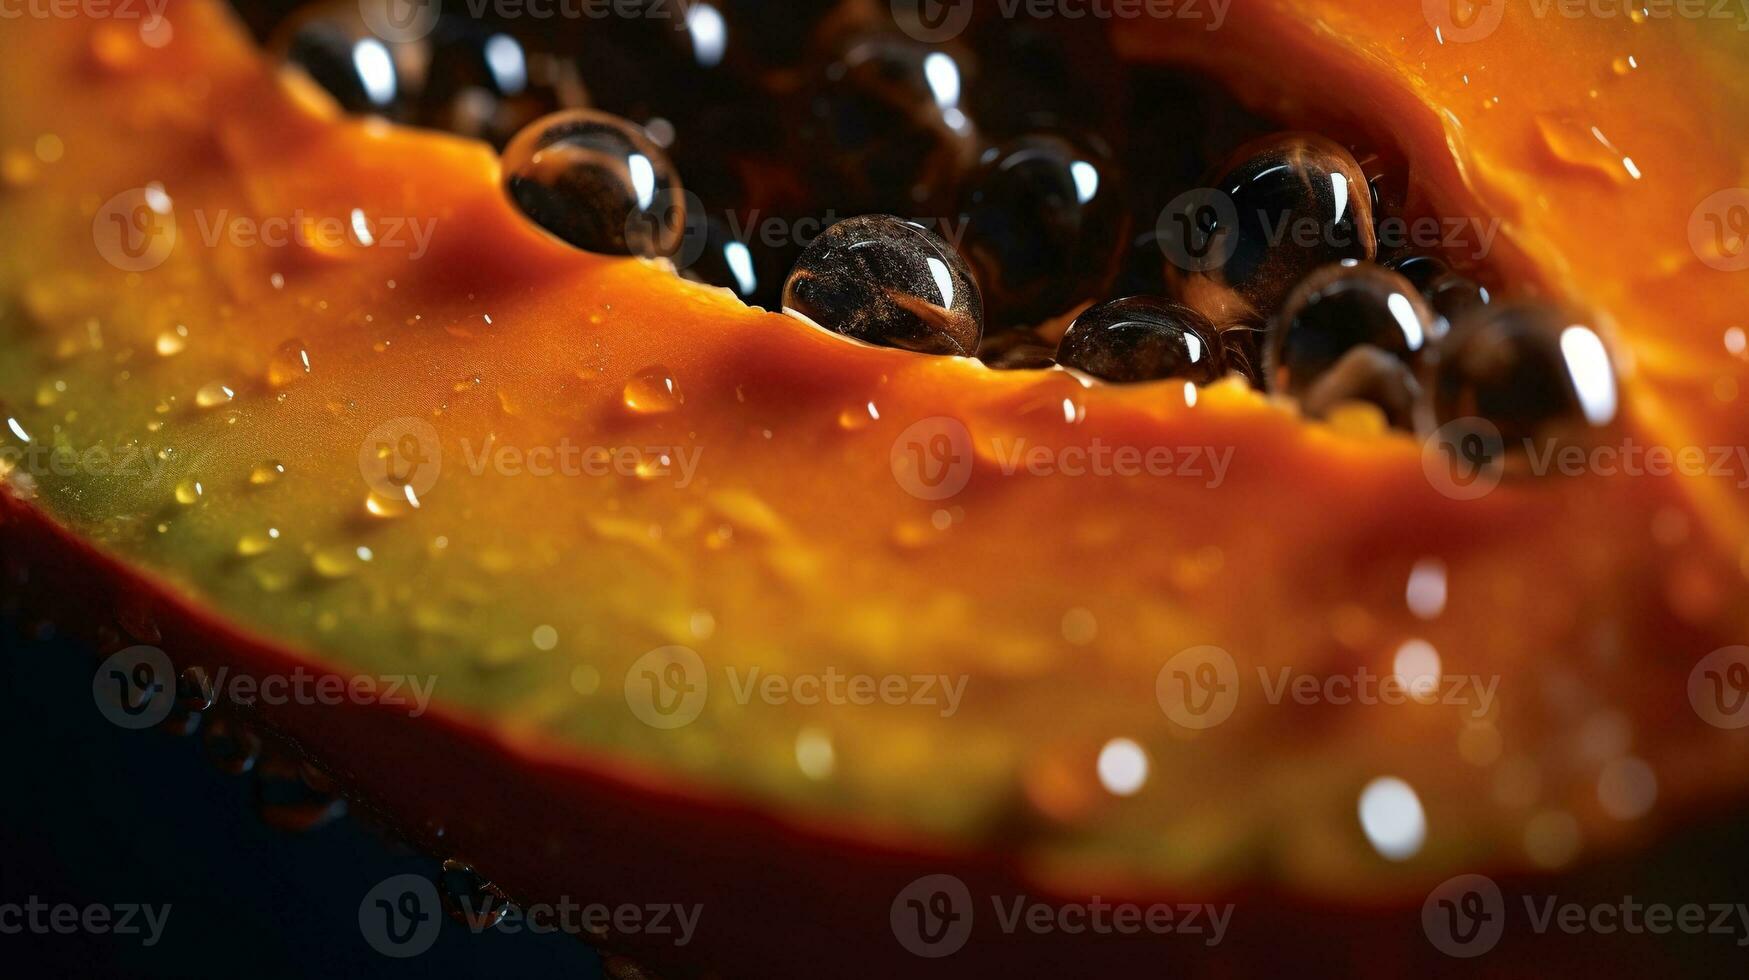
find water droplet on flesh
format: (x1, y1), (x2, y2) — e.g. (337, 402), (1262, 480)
(155, 328), (187, 357)
(203, 717), (263, 776)
(622, 365), (683, 414)
(252, 755), (346, 832)
(249, 460), (286, 486)
(267, 339), (312, 388)
(237, 528), (280, 556)
(311, 546), (360, 579)
(195, 381), (235, 408)
(437, 860), (513, 928)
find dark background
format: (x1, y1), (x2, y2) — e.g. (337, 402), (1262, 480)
(0, 623), (606, 979)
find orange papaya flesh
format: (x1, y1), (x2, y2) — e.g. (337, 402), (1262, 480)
(2, 1), (1749, 972)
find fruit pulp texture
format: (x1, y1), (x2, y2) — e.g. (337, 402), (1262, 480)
(1, 1), (1748, 899)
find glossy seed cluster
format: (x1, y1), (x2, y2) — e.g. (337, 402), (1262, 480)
(781, 216), (983, 356)
(263, 0), (1619, 446)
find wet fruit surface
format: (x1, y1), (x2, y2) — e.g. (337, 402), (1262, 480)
(781, 214), (982, 355)
(5, 4), (1749, 977)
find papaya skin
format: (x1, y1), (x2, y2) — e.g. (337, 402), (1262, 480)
(2, 1), (1748, 975)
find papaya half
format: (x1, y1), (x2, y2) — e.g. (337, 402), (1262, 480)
(2, 0), (1748, 975)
